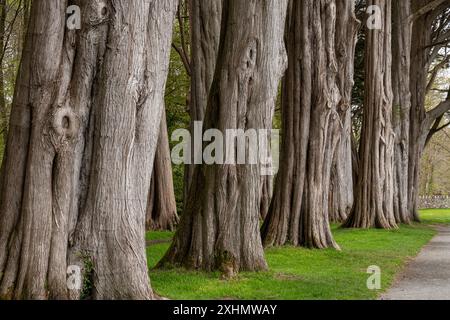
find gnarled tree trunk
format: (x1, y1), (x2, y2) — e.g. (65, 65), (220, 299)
(408, 0), (435, 222)
(158, 0), (288, 275)
(0, 0), (177, 300)
(261, 0), (340, 249)
(392, 0), (413, 224)
(184, 0), (222, 200)
(146, 107), (179, 231)
(344, 0), (397, 229)
(329, 0), (359, 223)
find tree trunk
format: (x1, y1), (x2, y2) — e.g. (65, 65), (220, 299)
(344, 0), (397, 229)
(184, 0), (222, 201)
(408, 0), (433, 222)
(0, 0), (6, 141)
(261, 0), (340, 249)
(158, 0), (288, 275)
(329, 0), (359, 223)
(146, 107), (179, 231)
(259, 175), (273, 221)
(392, 0), (413, 224)
(0, 0), (177, 300)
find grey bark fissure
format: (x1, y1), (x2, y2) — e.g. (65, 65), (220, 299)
(0, 0), (177, 300)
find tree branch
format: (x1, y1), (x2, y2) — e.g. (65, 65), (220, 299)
(410, 0), (450, 22)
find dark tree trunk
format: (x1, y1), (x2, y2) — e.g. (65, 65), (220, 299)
(408, 0), (433, 222)
(259, 175), (273, 221)
(147, 107), (179, 231)
(158, 0), (288, 275)
(0, 0), (6, 141)
(261, 0), (340, 249)
(329, 0), (359, 223)
(344, 0), (397, 229)
(184, 0), (222, 201)
(392, 0), (413, 224)
(0, 0), (177, 300)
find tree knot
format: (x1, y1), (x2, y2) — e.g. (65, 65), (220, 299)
(52, 106), (80, 143)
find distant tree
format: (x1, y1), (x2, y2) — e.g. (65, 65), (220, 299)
(408, 0), (450, 220)
(146, 107), (179, 231)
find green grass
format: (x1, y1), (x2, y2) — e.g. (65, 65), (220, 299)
(419, 208), (450, 224)
(146, 209), (450, 300)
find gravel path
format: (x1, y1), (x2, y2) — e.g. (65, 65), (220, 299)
(380, 225), (450, 300)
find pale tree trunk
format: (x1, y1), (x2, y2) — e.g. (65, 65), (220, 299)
(158, 0), (288, 275)
(184, 0), (222, 200)
(146, 107), (179, 231)
(344, 0), (397, 229)
(392, 0), (413, 224)
(0, 0), (177, 300)
(329, 0), (359, 223)
(262, 0), (340, 249)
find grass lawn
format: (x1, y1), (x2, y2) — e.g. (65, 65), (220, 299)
(419, 208), (450, 224)
(146, 209), (450, 300)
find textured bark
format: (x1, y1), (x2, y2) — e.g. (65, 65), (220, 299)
(146, 107), (179, 231)
(328, 0), (359, 223)
(392, 0), (413, 224)
(158, 0), (288, 274)
(259, 175), (273, 221)
(408, 0), (435, 222)
(0, 0), (177, 300)
(0, 0), (6, 141)
(184, 0), (222, 199)
(261, 0), (340, 249)
(344, 0), (397, 229)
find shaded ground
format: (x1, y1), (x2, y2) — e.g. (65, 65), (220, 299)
(380, 225), (450, 300)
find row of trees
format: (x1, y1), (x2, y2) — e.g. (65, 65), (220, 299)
(0, 0), (448, 300)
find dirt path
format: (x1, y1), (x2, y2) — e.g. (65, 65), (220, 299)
(380, 225), (450, 300)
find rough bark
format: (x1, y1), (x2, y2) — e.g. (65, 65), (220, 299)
(0, 0), (177, 300)
(146, 107), (179, 231)
(0, 0), (6, 141)
(261, 0), (340, 249)
(407, 0), (449, 222)
(344, 0), (397, 229)
(259, 175), (273, 221)
(392, 0), (413, 224)
(158, 0), (288, 274)
(328, 0), (359, 223)
(184, 0), (222, 200)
